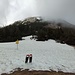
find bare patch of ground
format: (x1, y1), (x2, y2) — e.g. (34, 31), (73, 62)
(1, 69), (75, 75)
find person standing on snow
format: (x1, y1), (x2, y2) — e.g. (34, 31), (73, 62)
(25, 54), (29, 63)
(29, 54), (32, 63)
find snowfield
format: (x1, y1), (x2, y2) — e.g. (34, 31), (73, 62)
(0, 36), (75, 74)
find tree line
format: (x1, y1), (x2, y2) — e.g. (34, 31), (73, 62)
(36, 23), (75, 45)
(0, 19), (75, 45)
(0, 21), (47, 42)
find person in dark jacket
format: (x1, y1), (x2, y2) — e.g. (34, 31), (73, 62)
(29, 54), (32, 63)
(25, 54), (29, 63)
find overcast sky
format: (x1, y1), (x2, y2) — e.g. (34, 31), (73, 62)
(0, 0), (75, 26)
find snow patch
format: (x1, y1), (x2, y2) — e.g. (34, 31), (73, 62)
(0, 36), (75, 74)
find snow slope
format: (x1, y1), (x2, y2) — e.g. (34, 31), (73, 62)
(0, 36), (75, 74)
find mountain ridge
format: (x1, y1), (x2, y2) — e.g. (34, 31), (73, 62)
(0, 16), (75, 45)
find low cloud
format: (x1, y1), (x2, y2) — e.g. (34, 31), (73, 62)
(0, 0), (10, 26)
(0, 0), (75, 26)
(35, 0), (75, 24)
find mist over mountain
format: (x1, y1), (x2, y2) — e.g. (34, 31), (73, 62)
(34, 0), (75, 25)
(0, 0), (75, 26)
(51, 19), (75, 29)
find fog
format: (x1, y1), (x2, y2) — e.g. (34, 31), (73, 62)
(0, 0), (10, 26)
(0, 0), (75, 26)
(35, 0), (75, 24)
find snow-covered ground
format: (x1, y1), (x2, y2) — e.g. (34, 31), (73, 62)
(0, 36), (75, 74)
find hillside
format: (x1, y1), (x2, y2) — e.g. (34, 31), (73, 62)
(0, 16), (75, 45)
